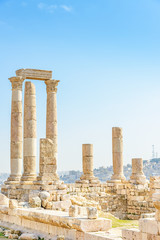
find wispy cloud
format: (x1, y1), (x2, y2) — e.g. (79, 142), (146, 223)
(38, 2), (57, 13)
(37, 3), (72, 13)
(60, 5), (72, 12)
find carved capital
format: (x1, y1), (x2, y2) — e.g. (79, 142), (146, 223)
(9, 76), (24, 90)
(45, 80), (60, 93)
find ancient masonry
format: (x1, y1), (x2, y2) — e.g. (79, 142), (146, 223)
(1, 68), (160, 240)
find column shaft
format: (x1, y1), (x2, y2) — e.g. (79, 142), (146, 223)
(21, 81), (37, 181)
(130, 158), (146, 184)
(7, 77), (24, 182)
(111, 127), (125, 181)
(80, 144), (99, 183)
(45, 80), (60, 178)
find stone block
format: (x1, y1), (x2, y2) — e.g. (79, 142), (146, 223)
(19, 233), (38, 240)
(29, 196), (41, 208)
(69, 205), (78, 217)
(16, 68), (52, 80)
(139, 218), (158, 235)
(87, 207), (98, 219)
(0, 193), (9, 206)
(39, 191), (50, 201)
(9, 199), (18, 209)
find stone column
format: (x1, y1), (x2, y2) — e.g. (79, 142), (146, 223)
(130, 158), (146, 184)
(21, 81), (37, 182)
(7, 77), (24, 183)
(79, 144), (99, 183)
(45, 79), (60, 178)
(111, 127), (125, 181)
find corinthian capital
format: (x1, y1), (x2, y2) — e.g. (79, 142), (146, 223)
(45, 79), (60, 93)
(9, 76), (24, 90)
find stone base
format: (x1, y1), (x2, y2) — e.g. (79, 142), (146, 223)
(1, 180), (67, 201)
(21, 174), (37, 183)
(77, 174), (100, 184)
(6, 174), (21, 184)
(110, 173), (126, 182)
(36, 173), (59, 182)
(130, 174), (147, 185)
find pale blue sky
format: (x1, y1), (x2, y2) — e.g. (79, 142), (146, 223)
(0, 0), (160, 172)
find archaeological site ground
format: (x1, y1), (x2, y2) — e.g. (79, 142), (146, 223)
(0, 68), (160, 240)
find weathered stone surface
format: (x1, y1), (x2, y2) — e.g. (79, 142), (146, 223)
(9, 199), (18, 209)
(87, 207), (98, 219)
(19, 233), (38, 240)
(57, 235), (65, 240)
(0, 193), (9, 206)
(130, 158), (146, 184)
(7, 77), (24, 182)
(21, 81), (37, 182)
(16, 68), (52, 81)
(37, 138), (59, 182)
(39, 191), (50, 201)
(79, 144), (99, 184)
(29, 196), (41, 208)
(69, 205), (78, 217)
(111, 127), (125, 181)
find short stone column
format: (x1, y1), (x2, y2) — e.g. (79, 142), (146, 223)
(21, 81), (37, 182)
(111, 127), (125, 182)
(7, 77), (24, 183)
(45, 79), (60, 179)
(130, 158), (146, 184)
(79, 144), (99, 184)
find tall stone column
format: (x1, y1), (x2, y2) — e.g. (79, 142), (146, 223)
(21, 81), (37, 182)
(130, 158), (146, 184)
(7, 77), (24, 183)
(111, 127), (125, 181)
(45, 79), (60, 179)
(79, 144), (99, 184)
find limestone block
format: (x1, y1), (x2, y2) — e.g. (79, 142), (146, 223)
(0, 193), (9, 206)
(29, 196), (41, 208)
(139, 218), (158, 235)
(61, 194), (70, 201)
(16, 68), (52, 81)
(57, 236), (65, 240)
(69, 205), (78, 217)
(19, 233), (38, 240)
(46, 201), (53, 209)
(8, 233), (19, 239)
(39, 191), (50, 201)
(9, 199), (18, 209)
(87, 207), (98, 219)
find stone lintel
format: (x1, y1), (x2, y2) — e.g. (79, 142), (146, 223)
(16, 69), (52, 81)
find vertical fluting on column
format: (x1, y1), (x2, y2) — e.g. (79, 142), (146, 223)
(111, 127), (125, 181)
(7, 77), (24, 182)
(45, 79), (60, 178)
(130, 158), (146, 184)
(21, 81), (37, 182)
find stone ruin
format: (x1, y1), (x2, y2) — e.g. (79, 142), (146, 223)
(1, 68), (160, 240)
